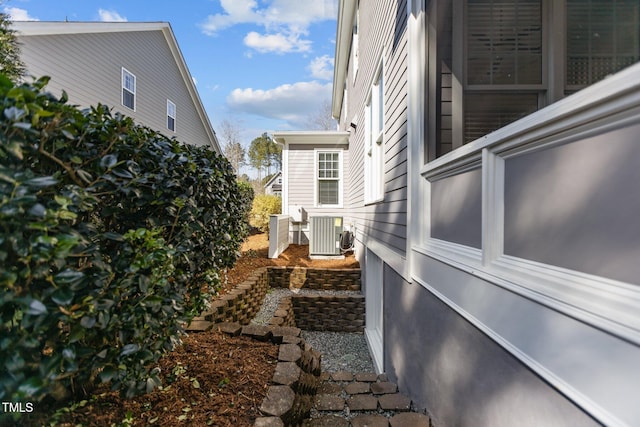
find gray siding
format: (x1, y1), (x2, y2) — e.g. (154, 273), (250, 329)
(18, 30), (214, 148)
(383, 265), (601, 427)
(342, 0), (409, 257)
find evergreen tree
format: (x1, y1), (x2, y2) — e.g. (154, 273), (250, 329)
(0, 5), (26, 82)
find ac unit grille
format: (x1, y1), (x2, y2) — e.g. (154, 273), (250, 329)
(310, 216), (342, 256)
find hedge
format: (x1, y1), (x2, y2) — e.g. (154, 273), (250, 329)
(0, 74), (253, 407)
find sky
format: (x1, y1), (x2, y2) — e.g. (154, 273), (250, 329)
(3, 0), (338, 156)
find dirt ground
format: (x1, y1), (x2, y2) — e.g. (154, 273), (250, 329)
(21, 234), (358, 427)
(224, 232), (359, 290)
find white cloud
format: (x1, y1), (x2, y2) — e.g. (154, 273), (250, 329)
(4, 7), (39, 21)
(308, 55), (334, 80)
(244, 31), (311, 54)
(227, 81), (332, 127)
(201, 0), (337, 54)
(98, 9), (127, 22)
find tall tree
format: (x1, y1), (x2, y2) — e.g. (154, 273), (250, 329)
(219, 119), (246, 174)
(0, 4), (26, 82)
(306, 99), (337, 130)
(248, 133), (281, 181)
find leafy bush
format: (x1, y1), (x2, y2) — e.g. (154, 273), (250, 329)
(0, 74), (251, 406)
(250, 194), (281, 232)
(237, 179), (255, 228)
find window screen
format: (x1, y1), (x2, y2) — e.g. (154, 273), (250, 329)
(467, 0), (543, 86)
(567, 0), (640, 89)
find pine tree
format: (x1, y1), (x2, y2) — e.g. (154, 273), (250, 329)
(0, 6), (26, 82)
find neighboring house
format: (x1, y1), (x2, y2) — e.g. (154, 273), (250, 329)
(13, 21), (220, 152)
(264, 171), (283, 196)
(272, 131), (350, 245)
(279, 1), (640, 426)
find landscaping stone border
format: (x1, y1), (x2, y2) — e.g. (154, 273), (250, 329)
(213, 322), (321, 427)
(190, 266), (363, 333)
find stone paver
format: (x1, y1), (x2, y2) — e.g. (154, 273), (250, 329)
(347, 394), (379, 411)
(314, 394), (345, 411)
(389, 412), (430, 427)
(331, 371), (353, 382)
(378, 393), (412, 412)
(272, 362), (301, 386)
(354, 372), (379, 382)
(215, 321), (242, 336)
(370, 381), (398, 395)
(351, 415), (390, 427)
(303, 415), (350, 426)
(260, 385), (295, 417)
(254, 417), (285, 427)
(186, 319), (212, 331)
(307, 371), (431, 425)
(278, 343), (302, 362)
(344, 381), (370, 395)
(241, 324), (273, 341)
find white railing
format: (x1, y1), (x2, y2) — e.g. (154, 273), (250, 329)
(412, 62), (640, 427)
(268, 215), (290, 259)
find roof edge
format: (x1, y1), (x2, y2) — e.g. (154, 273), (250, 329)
(331, 0), (357, 120)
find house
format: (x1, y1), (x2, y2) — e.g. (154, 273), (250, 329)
(272, 131), (350, 245)
(13, 21), (220, 152)
(279, 1), (640, 426)
(264, 171), (283, 196)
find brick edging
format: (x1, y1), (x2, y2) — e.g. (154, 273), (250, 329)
(190, 266), (362, 332)
(213, 322), (321, 427)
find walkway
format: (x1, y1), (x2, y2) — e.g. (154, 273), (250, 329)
(303, 371), (430, 427)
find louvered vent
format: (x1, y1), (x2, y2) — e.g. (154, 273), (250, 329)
(309, 217), (342, 256)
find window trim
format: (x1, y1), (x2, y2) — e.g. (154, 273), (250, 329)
(364, 60), (385, 205)
(121, 67), (136, 111)
(314, 149), (343, 208)
(167, 99), (176, 132)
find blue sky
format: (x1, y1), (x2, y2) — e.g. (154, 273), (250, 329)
(3, 0), (338, 151)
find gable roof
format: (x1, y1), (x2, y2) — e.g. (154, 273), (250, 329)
(264, 171), (282, 188)
(12, 21), (221, 153)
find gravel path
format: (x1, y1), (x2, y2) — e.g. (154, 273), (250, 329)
(252, 288), (375, 373)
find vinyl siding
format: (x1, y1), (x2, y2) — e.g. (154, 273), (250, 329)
(286, 144), (349, 218)
(342, 0), (409, 258)
(17, 30), (214, 148)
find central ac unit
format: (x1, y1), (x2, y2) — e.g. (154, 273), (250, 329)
(309, 216), (343, 257)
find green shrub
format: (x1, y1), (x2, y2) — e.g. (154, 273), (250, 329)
(250, 194), (281, 232)
(0, 74), (252, 407)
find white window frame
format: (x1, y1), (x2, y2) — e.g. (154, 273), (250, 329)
(121, 67), (136, 111)
(364, 60), (385, 204)
(314, 149), (343, 208)
(167, 99), (176, 132)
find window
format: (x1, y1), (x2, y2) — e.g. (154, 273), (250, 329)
(464, 0), (543, 144)
(317, 151), (341, 207)
(167, 100), (176, 132)
(364, 63), (384, 204)
(430, 0), (640, 159)
(122, 68), (136, 110)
